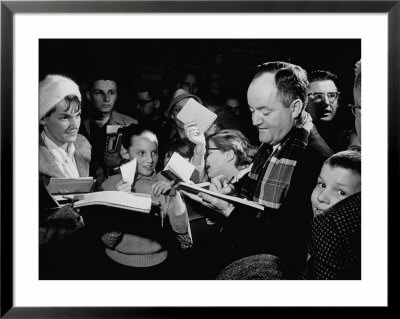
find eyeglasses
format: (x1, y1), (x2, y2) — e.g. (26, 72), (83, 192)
(307, 92), (340, 102)
(137, 98), (156, 108)
(348, 104), (361, 116)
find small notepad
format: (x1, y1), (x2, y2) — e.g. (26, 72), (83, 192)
(120, 158), (137, 186)
(162, 152), (195, 183)
(176, 98), (217, 133)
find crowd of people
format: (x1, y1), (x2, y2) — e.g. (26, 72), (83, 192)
(39, 59), (361, 280)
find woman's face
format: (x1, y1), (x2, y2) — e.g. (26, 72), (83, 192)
(205, 140), (230, 178)
(128, 133), (159, 176)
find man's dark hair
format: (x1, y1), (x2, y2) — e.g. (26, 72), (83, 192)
(251, 61), (309, 108)
(136, 80), (162, 100)
(42, 95), (81, 119)
(120, 123), (158, 151)
(308, 70), (338, 85)
(87, 72), (119, 91)
(324, 150), (361, 176)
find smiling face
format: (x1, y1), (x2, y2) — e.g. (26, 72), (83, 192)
(128, 133), (159, 177)
(306, 80), (339, 122)
(247, 73), (299, 146)
(88, 80), (117, 115)
(40, 98), (81, 147)
(311, 164), (361, 216)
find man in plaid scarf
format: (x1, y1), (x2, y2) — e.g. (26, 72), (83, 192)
(199, 62), (333, 278)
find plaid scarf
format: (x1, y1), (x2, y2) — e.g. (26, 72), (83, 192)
(240, 112), (313, 209)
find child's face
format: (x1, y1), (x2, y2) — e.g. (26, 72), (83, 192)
(128, 133), (159, 177)
(311, 164), (361, 216)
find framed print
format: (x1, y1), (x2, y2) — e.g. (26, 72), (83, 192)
(1, 0), (396, 317)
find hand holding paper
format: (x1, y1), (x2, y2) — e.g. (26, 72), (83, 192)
(176, 98), (217, 133)
(184, 121), (206, 146)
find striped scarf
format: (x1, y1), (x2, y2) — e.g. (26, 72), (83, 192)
(240, 112), (313, 209)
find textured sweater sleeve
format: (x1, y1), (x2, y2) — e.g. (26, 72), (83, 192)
(165, 192), (193, 249)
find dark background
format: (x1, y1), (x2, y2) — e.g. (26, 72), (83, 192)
(40, 39), (360, 133)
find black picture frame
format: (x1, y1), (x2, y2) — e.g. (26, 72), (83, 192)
(1, 1), (395, 318)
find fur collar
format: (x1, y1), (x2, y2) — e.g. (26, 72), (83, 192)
(39, 133), (91, 184)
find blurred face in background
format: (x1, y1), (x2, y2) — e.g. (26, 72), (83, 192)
(353, 81), (361, 142)
(306, 80), (339, 122)
(136, 91), (159, 117)
(225, 98), (240, 116)
(180, 74), (199, 95)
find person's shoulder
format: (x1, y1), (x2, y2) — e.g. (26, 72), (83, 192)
(75, 134), (92, 160)
(306, 125), (334, 159)
(314, 192), (361, 234)
(111, 111), (138, 125)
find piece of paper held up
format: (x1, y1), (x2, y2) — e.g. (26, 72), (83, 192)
(176, 98), (217, 133)
(162, 152), (195, 183)
(120, 158), (137, 186)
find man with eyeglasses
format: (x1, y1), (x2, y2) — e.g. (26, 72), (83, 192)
(306, 70), (351, 152)
(135, 81), (168, 128)
(80, 73), (138, 189)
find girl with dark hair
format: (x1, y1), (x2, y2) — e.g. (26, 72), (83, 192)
(98, 124), (192, 279)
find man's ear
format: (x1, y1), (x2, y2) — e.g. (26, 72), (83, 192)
(86, 91), (91, 102)
(225, 149), (235, 162)
(290, 99), (303, 119)
(154, 99), (161, 109)
(39, 118), (47, 126)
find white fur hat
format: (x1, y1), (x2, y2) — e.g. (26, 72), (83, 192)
(39, 74), (81, 120)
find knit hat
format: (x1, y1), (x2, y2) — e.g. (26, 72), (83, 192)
(39, 74), (81, 120)
(165, 88), (202, 118)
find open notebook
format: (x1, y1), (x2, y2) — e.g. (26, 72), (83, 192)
(176, 98), (217, 133)
(177, 182), (264, 211)
(71, 191), (152, 213)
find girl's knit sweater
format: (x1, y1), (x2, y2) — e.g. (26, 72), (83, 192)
(101, 173), (192, 267)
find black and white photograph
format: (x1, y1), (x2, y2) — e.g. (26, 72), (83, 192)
(1, 1), (393, 315)
(38, 39), (361, 281)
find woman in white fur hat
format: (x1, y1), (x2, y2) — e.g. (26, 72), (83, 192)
(39, 74), (92, 186)
(38, 75), (91, 254)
